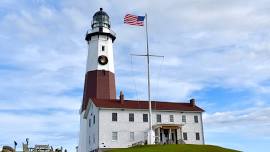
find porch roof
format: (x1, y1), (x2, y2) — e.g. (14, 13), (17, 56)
(153, 123), (183, 129)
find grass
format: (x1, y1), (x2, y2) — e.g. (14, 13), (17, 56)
(107, 144), (241, 152)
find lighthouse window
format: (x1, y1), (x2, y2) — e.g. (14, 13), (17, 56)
(102, 45), (105, 51)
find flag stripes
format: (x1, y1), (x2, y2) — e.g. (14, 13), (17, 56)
(124, 14), (145, 26)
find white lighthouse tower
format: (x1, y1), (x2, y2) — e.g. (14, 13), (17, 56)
(82, 8), (116, 107)
(79, 8), (117, 152)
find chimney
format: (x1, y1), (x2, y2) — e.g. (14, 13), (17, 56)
(190, 98), (196, 107)
(120, 91), (124, 104)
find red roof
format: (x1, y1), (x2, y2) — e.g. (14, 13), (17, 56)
(90, 98), (204, 112)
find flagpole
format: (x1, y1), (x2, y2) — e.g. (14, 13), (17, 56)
(127, 13), (163, 144)
(145, 13), (153, 144)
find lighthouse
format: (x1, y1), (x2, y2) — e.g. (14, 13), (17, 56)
(79, 9), (205, 152)
(79, 8), (117, 152)
(81, 8), (116, 111)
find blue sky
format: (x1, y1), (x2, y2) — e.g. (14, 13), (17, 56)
(1, 0), (270, 151)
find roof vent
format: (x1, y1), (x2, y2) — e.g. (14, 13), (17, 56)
(190, 98), (196, 107)
(120, 91), (124, 104)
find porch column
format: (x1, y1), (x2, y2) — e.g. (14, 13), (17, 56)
(175, 129), (178, 144)
(169, 128), (172, 144)
(180, 127), (182, 140)
(177, 128), (180, 143)
(157, 127), (161, 143)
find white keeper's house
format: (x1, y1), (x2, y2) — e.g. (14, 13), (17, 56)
(78, 8), (205, 152)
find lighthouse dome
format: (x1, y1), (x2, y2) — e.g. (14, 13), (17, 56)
(92, 8), (110, 29)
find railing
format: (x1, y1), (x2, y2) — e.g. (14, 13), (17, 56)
(110, 30), (116, 36)
(86, 29), (116, 37)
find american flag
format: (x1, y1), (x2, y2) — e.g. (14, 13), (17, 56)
(124, 14), (145, 26)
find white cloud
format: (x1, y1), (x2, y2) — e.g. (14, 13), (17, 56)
(204, 106), (270, 138)
(110, 0), (270, 99)
(0, 110), (79, 151)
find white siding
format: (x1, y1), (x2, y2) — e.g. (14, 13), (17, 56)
(98, 108), (204, 149)
(78, 111), (87, 152)
(86, 103), (99, 151)
(78, 101), (100, 152)
(181, 112), (203, 144)
(99, 109), (149, 148)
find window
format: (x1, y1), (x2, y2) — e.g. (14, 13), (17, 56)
(183, 132), (188, 140)
(112, 113), (117, 121)
(194, 115), (198, 123)
(196, 132), (200, 140)
(156, 114), (161, 123)
(93, 115), (96, 124)
(93, 134), (95, 144)
(143, 114), (148, 122)
(129, 113), (134, 122)
(89, 119), (91, 127)
(170, 115), (174, 122)
(144, 132), (148, 140)
(112, 132), (118, 141)
(89, 136), (91, 144)
(130, 132), (135, 141)
(102, 45), (105, 51)
(182, 115), (186, 123)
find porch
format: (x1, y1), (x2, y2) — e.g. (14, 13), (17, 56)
(153, 124), (185, 144)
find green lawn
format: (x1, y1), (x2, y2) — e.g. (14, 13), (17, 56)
(107, 144), (241, 152)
